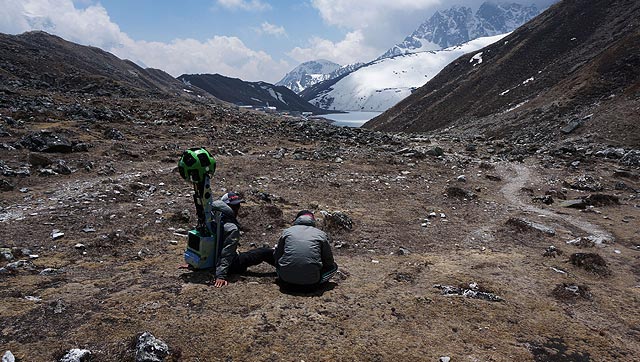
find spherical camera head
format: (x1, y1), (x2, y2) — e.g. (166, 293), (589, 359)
(178, 147), (216, 183)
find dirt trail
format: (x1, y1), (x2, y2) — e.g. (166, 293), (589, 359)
(499, 162), (614, 243)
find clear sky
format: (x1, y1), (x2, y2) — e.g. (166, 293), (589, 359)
(0, 0), (556, 83)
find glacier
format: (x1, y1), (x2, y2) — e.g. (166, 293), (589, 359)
(308, 34), (508, 112)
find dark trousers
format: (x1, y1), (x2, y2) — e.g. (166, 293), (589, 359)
(229, 247), (275, 274)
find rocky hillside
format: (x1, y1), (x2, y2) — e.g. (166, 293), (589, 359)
(365, 0), (640, 147)
(0, 31), (208, 99)
(378, 2), (541, 60)
(179, 73), (329, 114)
(1, 21), (640, 362)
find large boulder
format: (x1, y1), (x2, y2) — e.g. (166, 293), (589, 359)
(20, 131), (73, 153)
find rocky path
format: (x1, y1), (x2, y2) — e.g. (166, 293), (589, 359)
(499, 162), (614, 244)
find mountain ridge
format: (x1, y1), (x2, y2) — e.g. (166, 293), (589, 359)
(0, 31), (208, 99)
(179, 73), (329, 114)
(364, 0), (640, 147)
(378, 2), (540, 60)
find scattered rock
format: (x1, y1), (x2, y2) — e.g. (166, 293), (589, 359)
(543, 245), (563, 257)
(39, 168), (58, 176)
(2, 351), (15, 362)
(425, 146), (444, 157)
(3, 259), (36, 273)
(563, 175), (603, 191)
(74, 243), (86, 250)
(439, 357), (451, 362)
(40, 268), (60, 275)
(59, 348), (91, 362)
(558, 199), (587, 209)
(321, 211), (353, 231)
(566, 235), (611, 248)
(445, 186), (476, 199)
(434, 283), (503, 302)
(613, 169), (637, 179)
(72, 143), (91, 152)
(136, 332), (169, 362)
(170, 209), (190, 223)
(485, 174), (502, 181)
(595, 147), (625, 159)
(552, 283), (592, 302)
(397, 247), (411, 256)
(570, 253), (610, 276)
(52, 299), (66, 314)
(52, 230), (65, 240)
(620, 150), (640, 167)
(614, 181), (628, 190)
(52, 160), (72, 175)
(0, 179), (14, 192)
(533, 195), (554, 205)
(479, 162), (495, 170)
(137, 248), (151, 260)
(28, 152), (53, 167)
(0, 248), (14, 262)
(583, 194), (619, 207)
(528, 337), (591, 362)
(20, 131), (73, 153)
(506, 217), (555, 236)
(560, 115), (590, 134)
(456, 175), (467, 182)
(104, 128), (125, 140)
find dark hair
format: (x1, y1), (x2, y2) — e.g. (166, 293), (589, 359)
(296, 210), (315, 219)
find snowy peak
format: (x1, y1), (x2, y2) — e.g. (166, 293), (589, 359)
(276, 59), (341, 94)
(379, 1), (540, 59)
(304, 34), (507, 112)
(474, 2), (540, 35)
(277, 60), (365, 94)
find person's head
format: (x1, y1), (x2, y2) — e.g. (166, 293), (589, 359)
(221, 192), (244, 216)
(294, 210), (316, 226)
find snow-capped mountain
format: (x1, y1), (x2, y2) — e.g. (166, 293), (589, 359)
(379, 2), (540, 60)
(304, 34), (507, 112)
(276, 60), (363, 94)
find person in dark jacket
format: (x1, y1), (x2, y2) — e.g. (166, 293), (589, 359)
(274, 210), (338, 287)
(212, 192), (275, 288)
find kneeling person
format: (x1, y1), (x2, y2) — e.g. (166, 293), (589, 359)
(275, 210), (338, 287)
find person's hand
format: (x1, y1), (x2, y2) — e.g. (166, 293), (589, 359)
(213, 278), (228, 288)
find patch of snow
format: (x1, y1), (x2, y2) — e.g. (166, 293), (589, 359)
(503, 99), (529, 113)
(470, 52), (483, 66)
(522, 77), (534, 85)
